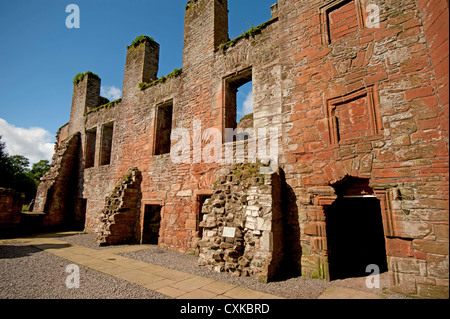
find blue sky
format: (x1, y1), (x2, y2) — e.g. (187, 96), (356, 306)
(0, 0), (275, 163)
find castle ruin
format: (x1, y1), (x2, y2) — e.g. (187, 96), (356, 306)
(33, 0), (449, 298)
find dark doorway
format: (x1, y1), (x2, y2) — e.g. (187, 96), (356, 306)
(325, 178), (388, 280)
(142, 205), (162, 245)
(75, 198), (87, 231)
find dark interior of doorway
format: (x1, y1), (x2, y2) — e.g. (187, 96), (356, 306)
(142, 205), (162, 245)
(325, 193), (388, 280)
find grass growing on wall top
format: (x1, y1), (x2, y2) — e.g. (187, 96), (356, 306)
(85, 98), (122, 116)
(139, 68), (183, 90)
(185, 0), (199, 10)
(127, 35), (157, 49)
(218, 18), (278, 52)
(73, 71), (100, 86)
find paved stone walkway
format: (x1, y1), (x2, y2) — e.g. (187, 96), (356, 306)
(0, 232), (385, 299)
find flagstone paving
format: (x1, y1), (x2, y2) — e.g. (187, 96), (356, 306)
(0, 231), (388, 299)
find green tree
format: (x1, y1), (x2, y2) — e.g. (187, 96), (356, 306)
(13, 171), (37, 203)
(0, 137), (44, 203)
(0, 136), (14, 188)
(9, 155), (30, 173)
(30, 160), (51, 182)
(0, 135), (7, 161)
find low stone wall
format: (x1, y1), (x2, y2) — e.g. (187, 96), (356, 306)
(197, 163), (283, 283)
(0, 188), (24, 227)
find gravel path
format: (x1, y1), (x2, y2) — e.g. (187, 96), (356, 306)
(58, 233), (410, 299)
(0, 243), (166, 299)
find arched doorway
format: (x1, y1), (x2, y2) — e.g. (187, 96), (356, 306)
(325, 177), (388, 280)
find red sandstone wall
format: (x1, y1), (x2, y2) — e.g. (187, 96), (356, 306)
(278, 0), (449, 298)
(416, 0), (449, 140)
(81, 0), (281, 253)
(0, 188), (23, 226)
(57, 0), (448, 298)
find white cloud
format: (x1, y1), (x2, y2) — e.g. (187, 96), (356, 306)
(0, 118), (55, 164)
(242, 89), (253, 115)
(101, 85), (122, 101)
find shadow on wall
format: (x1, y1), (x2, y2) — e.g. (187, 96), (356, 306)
(278, 168), (302, 280)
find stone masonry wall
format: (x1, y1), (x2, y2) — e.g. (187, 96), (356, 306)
(96, 167), (142, 245)
(33, 132), (80, 228)
(197, 163), (283, 283)
(42, 0), (448, 298)
(278, 0), (449, 298)
(0, 188), (24, 227)
(80, 0), (282, 255)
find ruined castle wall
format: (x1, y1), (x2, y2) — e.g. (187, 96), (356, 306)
(81, 1), (284, 253)
(198, 163), (284, 283)
(416, 0), (449, 141)
(56, 123), (70, 147)
(82, 104), (122, 231)
(33, 132), (81, 227)
(212, 17), (282, 130)
(43, 0), (449, 298)
(278, 0), (449, 298)
(0, 188), (24, 227)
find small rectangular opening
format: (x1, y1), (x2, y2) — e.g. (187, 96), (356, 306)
(142, 205), (162, 245)
(197, 194), (212, 238)
(100, 122), (114, 166)
(85, 128), (97, 168)
(154, 101), (173, 156)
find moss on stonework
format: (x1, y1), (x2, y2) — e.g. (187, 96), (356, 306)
(231, 162), (266, 186)
(111, 170), (135, 197)
(139, 68), (183, 90)
(185, 0), (198, 10)
(127, 35), (157, 49)
(85, 98), (122, 116)
(218, 18), (277, 52)
(237, 113), (254, 128)
(73, 71), (100, 86)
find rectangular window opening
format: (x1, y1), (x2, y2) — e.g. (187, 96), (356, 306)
(85, 128), (97, 169)
(154, 101), (174, 156)
(224, 68), (253, 143)
(100, 122), (114, 166)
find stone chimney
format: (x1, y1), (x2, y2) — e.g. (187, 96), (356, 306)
(122, 36), (160, 101)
